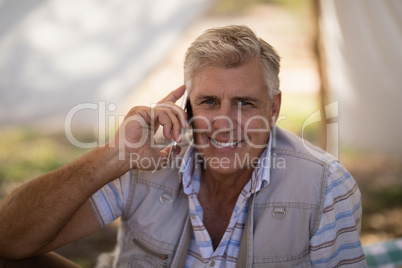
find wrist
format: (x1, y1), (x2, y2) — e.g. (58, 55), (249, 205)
(93, 144), (131, 182)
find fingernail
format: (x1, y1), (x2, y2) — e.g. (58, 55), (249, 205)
(177, 132), (183, 142)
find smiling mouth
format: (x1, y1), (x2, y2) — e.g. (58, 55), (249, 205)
(209, 138), (243, 147)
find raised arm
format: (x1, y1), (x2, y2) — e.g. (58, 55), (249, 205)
(0, 85), (187, 260)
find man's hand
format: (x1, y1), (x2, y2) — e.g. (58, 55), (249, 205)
(108, 85), (187, 171)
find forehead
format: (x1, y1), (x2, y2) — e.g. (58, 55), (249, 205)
(190, 59), (268, 99)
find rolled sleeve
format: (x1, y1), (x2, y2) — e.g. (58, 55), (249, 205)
(89, 170), (132, 227)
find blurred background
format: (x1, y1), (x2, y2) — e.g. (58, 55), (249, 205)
(0, 0), (401, 266)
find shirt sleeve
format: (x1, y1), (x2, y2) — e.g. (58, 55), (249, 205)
(88, 170), (132, 227)
(309, 161), (367, 267)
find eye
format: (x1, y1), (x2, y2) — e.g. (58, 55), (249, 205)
(201, 99), (217, 105)
(236, 100), (252, 106)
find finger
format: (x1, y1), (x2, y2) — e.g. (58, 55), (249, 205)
(160, 109), (182, 141)
(150, 108), (181, 141)
(160, 145), (171, 158)
(165, 109), (183, 142)
(156, 148), (170, 168)
(158, 85), (186, 104)
(160, 145), (181, 163)
(157, 102), (188, 129)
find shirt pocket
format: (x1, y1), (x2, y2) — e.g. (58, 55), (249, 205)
(253, 204), (316, 260)
(128, 238), (169, 268)
(253, 250), (311, 268)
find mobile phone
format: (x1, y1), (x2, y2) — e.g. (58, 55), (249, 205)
(186, 98), (192, 122)
(167, 90), (190, 166)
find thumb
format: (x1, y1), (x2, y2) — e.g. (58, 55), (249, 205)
(160, 145), (182, 159)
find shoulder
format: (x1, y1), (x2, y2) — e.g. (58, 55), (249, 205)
(272, 128), (356, 186)
(267, 127), (345, 208)
(272, 127), (336, 166)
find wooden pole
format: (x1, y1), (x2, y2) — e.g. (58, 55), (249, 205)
(312, 0), (330, 150)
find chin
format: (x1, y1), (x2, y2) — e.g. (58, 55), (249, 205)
(194, 135), (265, 172)
(199, 150), (256, 174)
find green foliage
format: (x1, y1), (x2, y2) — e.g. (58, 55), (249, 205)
(0, 127), (90, 184)
(363, 182), (402, 214)
(278, 92), (322, 146)
(209, 0), (310, 16)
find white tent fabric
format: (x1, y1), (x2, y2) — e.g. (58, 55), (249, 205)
(319, 0), (402, 154)
(0, 0), (212, 130)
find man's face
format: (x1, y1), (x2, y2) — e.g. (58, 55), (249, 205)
(189, 58), (281, 176)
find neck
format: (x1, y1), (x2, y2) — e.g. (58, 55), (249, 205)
(200, 168), (253, 204)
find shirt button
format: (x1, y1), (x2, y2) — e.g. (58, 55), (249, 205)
(160, 254), (168, 260)
(210, 260), (215, 267)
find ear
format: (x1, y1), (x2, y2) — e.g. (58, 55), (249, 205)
(270, 93), (282, 128)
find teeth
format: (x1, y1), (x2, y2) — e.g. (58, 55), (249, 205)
(211, 138), (242, 147)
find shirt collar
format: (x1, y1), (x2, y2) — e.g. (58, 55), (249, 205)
(179, 130), (273, 193)
(251, 130), (272, 192)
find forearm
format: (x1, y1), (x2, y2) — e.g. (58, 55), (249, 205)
(0, 252), (80, 268)
(0, 145), (125, 259)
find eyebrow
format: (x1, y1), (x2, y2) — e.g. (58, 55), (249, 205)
(193, 95), (218, 102)
(194, 95), (259, 103)
(232, 96), (259, 103)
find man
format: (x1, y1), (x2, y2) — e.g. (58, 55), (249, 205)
(0, 25), (366, 267)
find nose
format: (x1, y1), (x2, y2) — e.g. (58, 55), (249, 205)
(212, 102), (238, 131)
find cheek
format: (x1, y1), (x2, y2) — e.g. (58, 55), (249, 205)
(242, 116), (271, 138)
(190, 109), (214, 130)
(191, 116), (212, 142)
(192, 117), (211, 130)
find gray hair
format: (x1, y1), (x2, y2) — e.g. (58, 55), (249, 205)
(184, 25), (281, 99)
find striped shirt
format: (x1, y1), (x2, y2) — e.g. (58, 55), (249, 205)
(310, 160), (366, 267)
(90, 134), (366, 267)
(180, 139), (272, 268)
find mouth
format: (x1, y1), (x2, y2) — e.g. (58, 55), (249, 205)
(209, 137), (243, 147)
